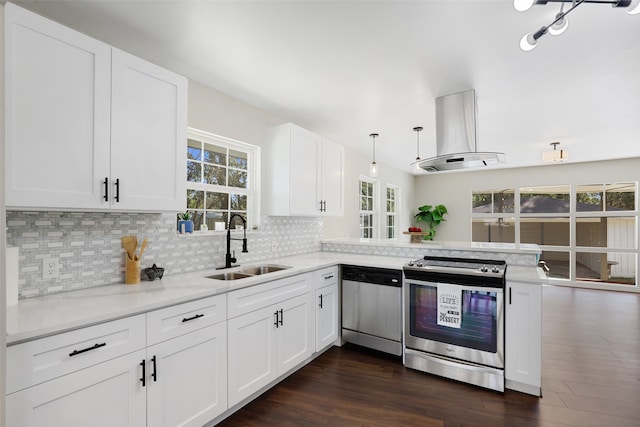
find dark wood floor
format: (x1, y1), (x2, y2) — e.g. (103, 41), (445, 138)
(219, 285), (640, 426)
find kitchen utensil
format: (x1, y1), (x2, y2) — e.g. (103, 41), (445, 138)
(138, 238), (148, 261)
(121, 235), (137, 260)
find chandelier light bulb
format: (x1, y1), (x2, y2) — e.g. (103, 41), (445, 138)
(520, 33), (538, 51)
(548, 16), (568, 35)
(628, 0), (640, 14)
(514, 0), (536, 12)
(369, 133), (379, 177)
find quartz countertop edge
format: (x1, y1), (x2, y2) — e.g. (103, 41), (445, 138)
(5, 251), (545, 345)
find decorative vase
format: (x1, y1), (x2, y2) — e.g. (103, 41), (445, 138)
(177, 220), (194, 233)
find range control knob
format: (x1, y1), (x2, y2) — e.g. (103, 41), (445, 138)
(480, 265), (488, 273)
(408, 261), (414, 266)
(416, 262), (424, 267)
(492, 267), (501, 273)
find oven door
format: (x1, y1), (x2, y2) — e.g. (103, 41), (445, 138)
(404, 278), (504, 369)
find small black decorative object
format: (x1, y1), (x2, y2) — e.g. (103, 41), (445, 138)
(144, 264), (165, 281)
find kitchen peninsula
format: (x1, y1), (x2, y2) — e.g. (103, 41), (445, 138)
(5, 241), (544, 426)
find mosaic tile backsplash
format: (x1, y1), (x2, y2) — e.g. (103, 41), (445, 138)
(6, 212), (322, 299)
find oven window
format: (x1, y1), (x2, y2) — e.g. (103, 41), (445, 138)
(410, 284), (498, 353)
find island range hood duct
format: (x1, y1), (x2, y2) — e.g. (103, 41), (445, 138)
(418, 89), (506, 172)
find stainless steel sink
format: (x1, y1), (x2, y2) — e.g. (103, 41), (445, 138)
(205, 272), (253, 281)
(205, 264), (291, 281)
(239, 265), (290, 275)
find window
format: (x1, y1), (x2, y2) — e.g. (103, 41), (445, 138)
(185, 129), (259, 230)
(359, 178), (376, 238)
(472, 182), (638, 287)
(386, 185), (399, 239)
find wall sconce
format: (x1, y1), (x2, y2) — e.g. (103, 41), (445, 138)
(515, 0), (639, 51)
(411, 126), (423, 174)
(369, 133), (379, 177)
(542, 142), (568, 162)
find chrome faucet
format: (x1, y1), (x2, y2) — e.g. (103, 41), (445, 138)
(223, 214), (248, 269)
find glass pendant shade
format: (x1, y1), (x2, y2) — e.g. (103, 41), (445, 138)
(549, 16), (568, 35)
(370, 161), (378, 177)
(520, 33), (538, 51)
(514, 0), (535, 12)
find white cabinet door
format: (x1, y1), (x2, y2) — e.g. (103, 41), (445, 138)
(265, 123), (321, 216)
(6, 350), (146, 427)
(110, 48), (187, 212)
(320, 138), (344, 216)
(146, 323), (227, 427)
(227, 304), (278, 407)
(315, 283), (339, 352)
(4, 3), (111, 210)
(289, 124), (321, 215)
(505, 281), (542, 396)
(276, 293), (314, 375)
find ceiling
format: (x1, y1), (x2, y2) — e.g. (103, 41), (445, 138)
(12, 0), (640, 174)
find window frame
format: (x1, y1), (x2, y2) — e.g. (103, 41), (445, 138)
(386, 184), (399, 239)
(359, 176), (377, 239)
(185, 128), (260, 231)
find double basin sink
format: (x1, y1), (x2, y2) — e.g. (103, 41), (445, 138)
(206, 264), (291, 281)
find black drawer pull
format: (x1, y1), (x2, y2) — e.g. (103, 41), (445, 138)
(114, 178), (120, 202)
(140, 359), (146, 387)
(182, 313), (204, 323)
(69, 342), (106, 357)
(319, 294), (324, 309)
(151, 355), (157, 382)
(324, 274), (334, 280)
(103, 177), (109, 202)
(278, 308), (284, 326)
(274, 311), (279, 328)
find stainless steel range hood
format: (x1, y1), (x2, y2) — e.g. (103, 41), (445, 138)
(418, 89), (505, 172)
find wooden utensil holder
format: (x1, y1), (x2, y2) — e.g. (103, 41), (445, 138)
(125, 257), (141, 284)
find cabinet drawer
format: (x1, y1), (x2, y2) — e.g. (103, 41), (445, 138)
(227, 273), (312, 318)
(6, 314), (146, 394)
(315, 266), (338, 289)
(146, 294), (227, 346)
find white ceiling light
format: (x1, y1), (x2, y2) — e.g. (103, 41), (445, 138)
(548, 4), (569, 35)
(542, 142), (568, 162)
(515, 0), (637, 51)
(411, 126), (423, 174)
(369, 133), (379, 177)
(628, 0), (640, 14)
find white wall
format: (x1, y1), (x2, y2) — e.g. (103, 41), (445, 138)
(324, 144), (415, 239)
(414, 158), (640, 243)
(188, 79), (415, 240)
(1, 4), (7, 424)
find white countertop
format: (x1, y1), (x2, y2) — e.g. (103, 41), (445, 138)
(5, 251), (544, 345)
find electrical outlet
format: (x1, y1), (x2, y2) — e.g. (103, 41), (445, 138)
(271, 241), (277, 252)
(42, 257), (60, 279)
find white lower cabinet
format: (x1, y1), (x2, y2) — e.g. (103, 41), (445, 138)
(5, 295), (228, 427)
(505, 281), (542, 396)
(227, 274), (314, 407)
(146, 323), (227, 427)
(6, 349), (147, 427)
(315, 267), (340, 352)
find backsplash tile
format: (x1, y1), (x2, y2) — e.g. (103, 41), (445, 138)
(6, 212), (322, 299)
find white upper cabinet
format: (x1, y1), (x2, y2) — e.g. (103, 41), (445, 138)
(4, 3), (187, 212)
(110, 49), (187, 211)
(265, 123), (344, 216)
(320, 137), (344, 216)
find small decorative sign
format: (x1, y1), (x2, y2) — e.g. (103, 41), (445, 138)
(437, 283), (462, 328)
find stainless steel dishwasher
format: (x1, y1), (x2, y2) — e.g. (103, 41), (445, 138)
(341, 265), (403, 356)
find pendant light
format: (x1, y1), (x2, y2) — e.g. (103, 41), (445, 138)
(369, 133), (379, 177)
(542, 142), (568, 162)
(412, 126), (423, 174)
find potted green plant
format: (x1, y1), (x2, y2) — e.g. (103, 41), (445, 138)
(414, 204), (448, 240)
(177, 211), (194, 234)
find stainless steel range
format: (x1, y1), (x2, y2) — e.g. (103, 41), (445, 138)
(403, 256), (506, 392)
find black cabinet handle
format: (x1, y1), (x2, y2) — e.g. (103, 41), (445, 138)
(278, 308), (284, 326)
(182, 313), (204, 323)
(509, 287), (512, 305)
(103, 177), (109, 202)
(319, 294), (323, 309)
(151, 355), (157, 382)
(114, 178), (120, 202)
(140, 359), (146, 387)
(324, 274), (334, 280)
(69, 342), (106, 357)
(274, 311), (279, 328)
